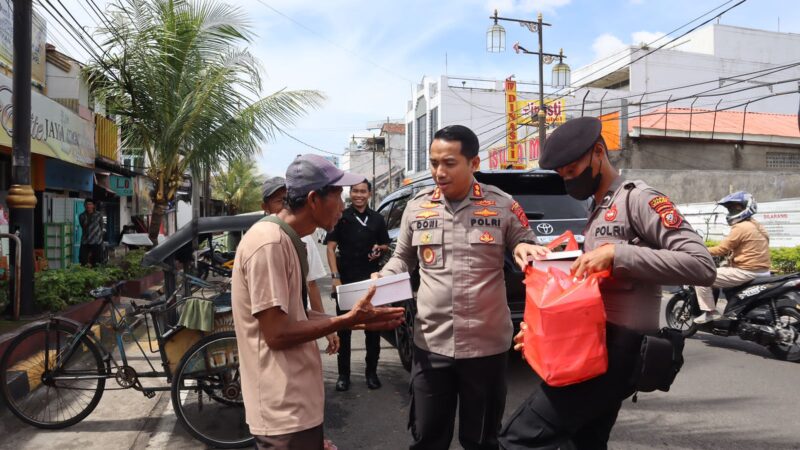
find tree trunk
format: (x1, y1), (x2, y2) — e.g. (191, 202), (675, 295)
(148, 199), (168, 245)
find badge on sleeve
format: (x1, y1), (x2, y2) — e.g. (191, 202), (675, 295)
(649, 195), (683, 229)
(604, 205), (618, 222)
(422, 247), (436, 264)
(511, 201), (529, 227)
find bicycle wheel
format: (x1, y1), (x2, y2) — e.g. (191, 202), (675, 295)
(0, 321), (106, 428)
(171, 331), (252, 448)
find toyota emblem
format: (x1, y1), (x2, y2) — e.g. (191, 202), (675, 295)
(536, 223), (554, 235)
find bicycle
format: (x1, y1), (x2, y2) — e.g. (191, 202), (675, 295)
(0, 276), (252, 448)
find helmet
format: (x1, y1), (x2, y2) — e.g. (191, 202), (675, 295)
(718, 191), (757, 225)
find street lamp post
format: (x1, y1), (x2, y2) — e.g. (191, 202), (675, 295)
(487, 10), (570, 147)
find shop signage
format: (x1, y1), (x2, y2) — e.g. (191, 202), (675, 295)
(0, 72), (95, 167)
(110, 175), (133, 196)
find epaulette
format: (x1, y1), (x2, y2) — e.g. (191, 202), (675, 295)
(412, 186), (435, 200)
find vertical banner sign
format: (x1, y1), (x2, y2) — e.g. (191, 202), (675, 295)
(505, 78), (519, 162)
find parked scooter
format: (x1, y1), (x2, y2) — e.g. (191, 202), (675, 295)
(665, 273), (800, 361)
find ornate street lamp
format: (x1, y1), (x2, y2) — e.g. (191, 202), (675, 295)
(551, 49), (571, 88)
(487, 11), (570, 145)
(486, 10), (505, 52)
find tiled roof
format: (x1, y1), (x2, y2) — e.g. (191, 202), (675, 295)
(629, 108), (800, 138)
(382, 123), (406, 134)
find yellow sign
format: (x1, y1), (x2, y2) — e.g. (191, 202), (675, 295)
(0, 72), (95, 167)
(515, 98), (566, 127)
(504, 78), (519, 162)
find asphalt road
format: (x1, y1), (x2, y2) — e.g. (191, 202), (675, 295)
(1, 252), (798, 449)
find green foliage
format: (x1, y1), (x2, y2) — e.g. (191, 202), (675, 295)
(33, 250), (159, 313)
(212, 157), (265, 215)
(84, 0), (323, 240)
(771, 246), (800, 274)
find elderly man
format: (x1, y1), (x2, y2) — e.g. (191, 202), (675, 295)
(232, 155), (404, 449)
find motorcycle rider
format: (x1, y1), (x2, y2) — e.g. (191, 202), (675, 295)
(694, 191), (772, 324)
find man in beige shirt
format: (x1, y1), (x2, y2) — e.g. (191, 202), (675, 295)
(695, 191), (771, 323)
(378, 125), (549, 449)
(232, 154), (404, 449)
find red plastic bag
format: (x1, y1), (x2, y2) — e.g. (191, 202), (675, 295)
(522, 265), (609, 387)
(546, 230), (580, 252)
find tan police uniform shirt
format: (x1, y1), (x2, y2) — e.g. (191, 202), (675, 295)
(380, 180), (536, 358)
(231, 221), (324, 436)
(586, 177), (716, 333)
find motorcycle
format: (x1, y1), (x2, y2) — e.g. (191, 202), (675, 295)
(665, 272), (800, 362)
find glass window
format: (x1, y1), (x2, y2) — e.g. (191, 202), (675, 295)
(386, 195), (410, 230)
(378, 200), (393, 224)
(429, 107), (438, 145)
(406, 121), (413, 171)
(416, 114), (427, 171)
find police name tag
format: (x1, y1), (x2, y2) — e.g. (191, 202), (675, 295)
(530, 250), (583, 274)
(336, 272), (413, 310)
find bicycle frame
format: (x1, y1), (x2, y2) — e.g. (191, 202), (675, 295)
(44, 293), (178, 391)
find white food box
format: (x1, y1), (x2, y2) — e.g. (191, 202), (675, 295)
(530, 250), (583, 274)
(336, 272), (413, 310)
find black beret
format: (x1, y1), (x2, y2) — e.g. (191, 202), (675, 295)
(539, 116), (602, 170)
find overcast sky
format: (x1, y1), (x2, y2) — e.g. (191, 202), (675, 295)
(52, 0), (800, 177)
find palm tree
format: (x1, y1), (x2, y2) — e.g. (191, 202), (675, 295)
(85, 0), (323, 242)
(212, 157), (264, 216)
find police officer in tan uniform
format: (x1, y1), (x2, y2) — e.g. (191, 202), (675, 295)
(378, 125), (549, 449)
(499, 117), (716, 449)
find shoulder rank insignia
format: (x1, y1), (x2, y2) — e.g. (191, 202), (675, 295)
(479, 231), (495, 243)
(473, 200), (496, 207)
(420, 202), (440, 209)
(604, 204), (618, 222)
(416, 211), (439, 219)
(431, 187), (442, 201)
(511, 201), (529, 227)
(473, 208), (499, 218)
(422, 247), (436, 264)
(471, 183), (483, 198)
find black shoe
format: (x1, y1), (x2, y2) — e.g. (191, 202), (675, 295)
(366, 372), (382, 390)
(335, 377), (350, 392)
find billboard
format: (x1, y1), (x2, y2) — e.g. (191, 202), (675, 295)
(515, 98), (566, 128)
(0, 4), (48, 87)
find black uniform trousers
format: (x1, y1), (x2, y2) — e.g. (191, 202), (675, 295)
(336, 271), (381, 378)
(499, 324), (642, 450)
(409, 345), (508, 450)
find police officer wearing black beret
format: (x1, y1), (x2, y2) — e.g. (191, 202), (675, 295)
(499, 117), (716, 449)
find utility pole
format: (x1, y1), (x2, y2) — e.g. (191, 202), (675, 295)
(371, 133), (376, 209)
(386, 116), (392, 194)
(535, 13), (547, 146)
(8, 0), (37, 317)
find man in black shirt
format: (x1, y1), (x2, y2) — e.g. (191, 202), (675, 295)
(325, 181), (390, 391)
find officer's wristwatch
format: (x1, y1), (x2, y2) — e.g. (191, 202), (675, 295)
(331, 272), (340, 279)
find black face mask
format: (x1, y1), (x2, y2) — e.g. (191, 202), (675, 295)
(564, 152), (602, 200)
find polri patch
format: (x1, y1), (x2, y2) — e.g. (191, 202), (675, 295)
(511, 201), (529, 227)
(660, 209), (683, 229)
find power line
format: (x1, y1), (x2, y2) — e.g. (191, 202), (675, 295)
(282, 132), (346, 157)
(546, 0), (747, 103)
(253, 0), (413, 84)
